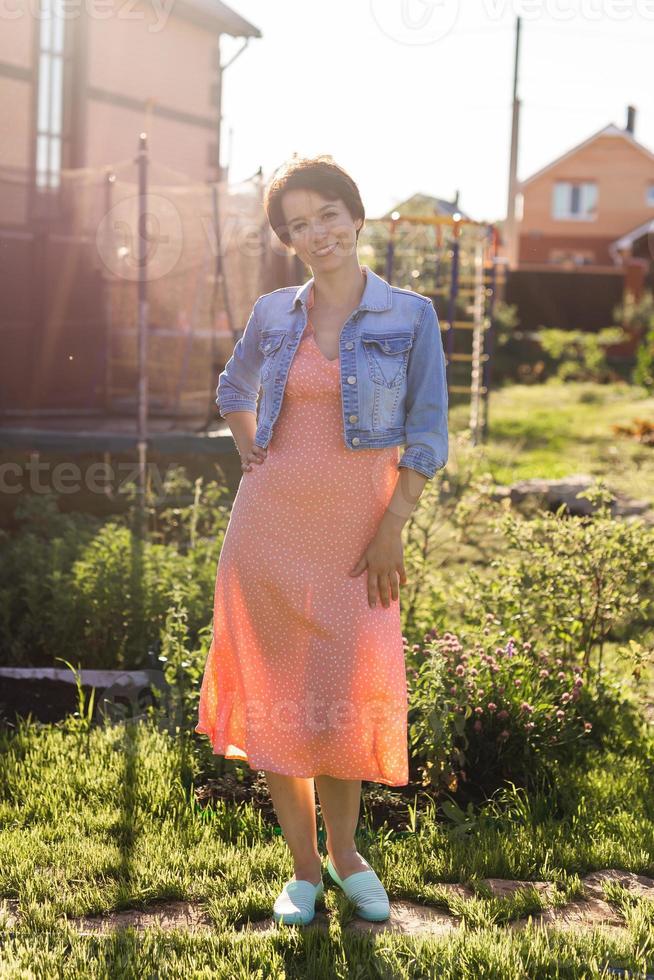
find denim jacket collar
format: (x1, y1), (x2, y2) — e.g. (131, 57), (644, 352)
(287, 264), (393, 314)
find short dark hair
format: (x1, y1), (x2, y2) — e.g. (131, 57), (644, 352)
(264, 154), (365, 249)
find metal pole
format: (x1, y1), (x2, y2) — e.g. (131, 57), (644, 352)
(481, 226), (499, 442)
(505, 16), (522, 269)
(102, 170), (115, 411)
(445, 224), (460, 389)
(469, 238), (485, 446)
(136, 132), (149, 539)
(385, 218), (396, 284)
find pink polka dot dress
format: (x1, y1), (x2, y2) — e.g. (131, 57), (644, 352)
(195, 289), (410, 786)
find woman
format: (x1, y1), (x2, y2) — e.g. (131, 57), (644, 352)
(195, 155), (449, 926)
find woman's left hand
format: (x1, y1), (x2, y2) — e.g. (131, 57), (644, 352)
(349, 525), (407, 608)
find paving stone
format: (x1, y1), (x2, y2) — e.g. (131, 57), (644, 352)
(523, 897), (624, 930)
(582, 869), (654, 901)
(69, 900), (214, 935)
(430, 882), (475, 901)
(481, 878), (556, 900)
(346, 900), (459, 936)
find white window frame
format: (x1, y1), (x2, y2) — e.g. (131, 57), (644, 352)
(551, 181), (598, 221)
(35, 0), (66, 190)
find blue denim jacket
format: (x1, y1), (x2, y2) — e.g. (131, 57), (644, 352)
(216, 265), (448, 479)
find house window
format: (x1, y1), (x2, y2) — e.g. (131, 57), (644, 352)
(551, 181), (597, 221)
(35, 0), (67, 190)
(647, 184), (654, 207)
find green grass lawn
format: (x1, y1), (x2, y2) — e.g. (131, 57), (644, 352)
(449, 380), (654, 506)
(1, 715), (653, 977)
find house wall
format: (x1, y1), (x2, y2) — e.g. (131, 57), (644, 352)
(84, 0), (220, 181)
(0, 15), (36, 224)
(518, 132), (654, 267)
(0, 0), (223, 221)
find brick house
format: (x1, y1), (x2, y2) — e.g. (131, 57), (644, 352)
(516, 107), (654, 273)
(0, 0), (261, 223)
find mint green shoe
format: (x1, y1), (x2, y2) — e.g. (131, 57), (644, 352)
(326, 855), (391, 921)
(273, 877), (324, 926)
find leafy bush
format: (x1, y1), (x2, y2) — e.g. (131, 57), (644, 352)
(457, 484), (654, 678)
(409, 621), (644, 802)
(399, 434), (502, 645)
(633, 321), (654, 393)
(537, 327), (625, 383)
(484, 301), (549, 386)
(0, 471), (232, 668)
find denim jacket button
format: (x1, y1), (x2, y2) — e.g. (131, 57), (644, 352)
(345, 341), (354, 350)
(352, 437), (360, 445)
(347, 375), (356, 384)
(349, 414), (358, 423)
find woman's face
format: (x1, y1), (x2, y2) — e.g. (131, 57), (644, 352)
(280, 189), (363, 271)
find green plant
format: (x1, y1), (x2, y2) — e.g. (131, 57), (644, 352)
(633, 321), (654, 393)
(0, 474), (230, 669)
(410, 621), (644, 800)
(615, 287), (654, 333)
(459, 482), (654, 678)
(491, 300), (521, 346)
(537, 326), (625, 383)
(153, 586), (210, 737)
(611, 288), (654, 391)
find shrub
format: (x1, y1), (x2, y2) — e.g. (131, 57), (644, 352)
(409, 622), (644, 802)
(457, 484), (654, 679)
(0, 473), (232, 668)
(614, 287), (654, 393)
(633, 321), (654, 393)
(537, 327), (625, 384)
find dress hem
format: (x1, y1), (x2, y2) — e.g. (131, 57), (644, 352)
(194, 723), (409, 787)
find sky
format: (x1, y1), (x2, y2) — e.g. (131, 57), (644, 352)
(217, 1), (654, 224)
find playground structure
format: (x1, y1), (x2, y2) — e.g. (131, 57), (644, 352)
(60, 149), (274, 419)
(0, 139), (294, 420)
(359, 213), (506, 444)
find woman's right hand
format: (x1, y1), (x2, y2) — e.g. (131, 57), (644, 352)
(239, 444), (268, 473)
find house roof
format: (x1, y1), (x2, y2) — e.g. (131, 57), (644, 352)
(178, 0), (261, 36)
(610, 217), (654, 252)
(380, 192), (471, 221)
(519, 123), (654, 189)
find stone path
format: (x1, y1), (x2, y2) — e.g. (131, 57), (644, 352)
(2, 870), (652, 937)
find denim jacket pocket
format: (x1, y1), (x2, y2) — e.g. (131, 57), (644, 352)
(361, 331), (413, 389)
(258, 331), (286, 382)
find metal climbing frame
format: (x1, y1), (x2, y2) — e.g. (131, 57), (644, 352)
(363, 214), (505, 445)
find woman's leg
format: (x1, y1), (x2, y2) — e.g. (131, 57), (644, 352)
(264, 771), (322, 885)
(315, 775), (370, 879)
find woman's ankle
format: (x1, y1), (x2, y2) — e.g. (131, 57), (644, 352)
(292, 854), (323, 885)
(327, 845), (369, 878)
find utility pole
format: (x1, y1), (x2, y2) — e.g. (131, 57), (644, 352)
(505, 16), (522, 269)
(136, 131), (148, 540)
